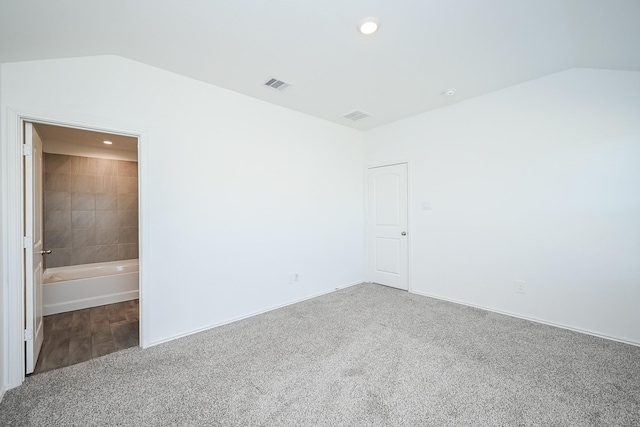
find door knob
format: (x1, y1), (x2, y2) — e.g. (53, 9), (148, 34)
(40, 249), (52, 255)
(401, 231), (407, 236)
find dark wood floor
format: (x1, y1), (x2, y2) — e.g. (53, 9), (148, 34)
(33, 299), (139, 375)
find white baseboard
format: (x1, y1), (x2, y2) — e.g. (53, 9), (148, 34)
(149, 280), (364, 347)
(44, 290), (139, 316)
(412, 290), (640, 348)
(0, 384), (5, 404)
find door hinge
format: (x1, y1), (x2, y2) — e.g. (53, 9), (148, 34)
(23, 236), (32, 249)
(24, 329), (33, 342)
(22, 144), (32, 156)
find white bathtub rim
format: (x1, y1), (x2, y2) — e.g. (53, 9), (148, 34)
(44, 259), (139, 284)
(45, 270), (136, 285)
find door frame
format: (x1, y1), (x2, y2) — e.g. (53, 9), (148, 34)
(2, 108), (150, 389)
(365, 160), (412, 292)
(24, 123), (45, 374)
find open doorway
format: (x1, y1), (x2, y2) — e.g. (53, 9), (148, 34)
(24, 122), (140, 375)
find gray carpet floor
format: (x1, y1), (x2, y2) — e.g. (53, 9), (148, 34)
(1, 283), (639, 426)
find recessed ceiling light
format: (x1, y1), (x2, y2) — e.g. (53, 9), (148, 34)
(358, 17), (380, 35)
(103, 140), (113, 145)
(443, 88), (457, 96)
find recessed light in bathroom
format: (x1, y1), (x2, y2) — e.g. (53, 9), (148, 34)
(358, 17), (380, 35)
(103, 140), (113, 145)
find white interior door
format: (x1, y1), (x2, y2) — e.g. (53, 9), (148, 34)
(367, 163), (408, 290)
(24, 123), (45, 374)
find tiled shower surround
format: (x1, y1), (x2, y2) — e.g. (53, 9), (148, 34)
(43, 153), (138, 268)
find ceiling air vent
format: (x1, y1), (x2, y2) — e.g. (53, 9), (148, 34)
(264, 77), (291, 91)
(342, 110), (372, 121)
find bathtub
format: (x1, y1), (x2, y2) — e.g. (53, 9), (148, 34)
(43, 259), (139, 315)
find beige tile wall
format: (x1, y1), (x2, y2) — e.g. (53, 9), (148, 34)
(43, 154), (138, 268)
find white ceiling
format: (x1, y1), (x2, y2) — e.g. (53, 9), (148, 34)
(1, 0), (639, 130)
(35, 123), (138, 153)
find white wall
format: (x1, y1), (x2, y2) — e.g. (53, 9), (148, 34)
(365, 68), (640, 345)
(1, 56), (364, 356)
(0, 63), (5, 400)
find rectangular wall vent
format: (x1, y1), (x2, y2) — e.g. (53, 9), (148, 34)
(264, 78), (291, 91)
(342, 110), (372, 121)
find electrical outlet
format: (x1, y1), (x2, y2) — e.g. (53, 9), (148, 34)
(515, 280), (525, 294)
(288, 273), (299, 284)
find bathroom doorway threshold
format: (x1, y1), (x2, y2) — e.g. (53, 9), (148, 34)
(32, 300), (139, 375)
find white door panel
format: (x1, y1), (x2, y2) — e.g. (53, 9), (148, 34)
(375, 238), (401, 274)
(25, 123), (45, 374)
(374, 174), (401, 226)
(368, 163), (408, 290)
